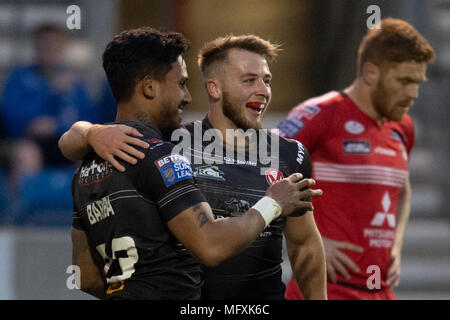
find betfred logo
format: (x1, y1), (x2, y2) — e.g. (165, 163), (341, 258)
(265, 168), (284, 186)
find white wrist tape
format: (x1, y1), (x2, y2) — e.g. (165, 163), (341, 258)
(252, 196), (282, 228)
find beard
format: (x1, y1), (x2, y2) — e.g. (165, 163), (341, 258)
(157, 98), (184, 136)
(371, 79), (390, 119)
(222, 91), (262, 130)
(135, 98), (183, 139)
(371, 79), (412, 122)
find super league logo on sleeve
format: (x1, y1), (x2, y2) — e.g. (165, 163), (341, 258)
(154, 154), (194, 187)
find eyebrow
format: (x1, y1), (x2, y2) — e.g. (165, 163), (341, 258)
(397, 76), (427, 83)
(240, 73), (272, 78)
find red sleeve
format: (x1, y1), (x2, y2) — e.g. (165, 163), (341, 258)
(276, 100), (331, 153)
(399, 114), (415, 156)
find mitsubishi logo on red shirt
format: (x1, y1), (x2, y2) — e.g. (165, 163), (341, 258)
(265, 168), (284, 186)
(370, 192), (396, 228)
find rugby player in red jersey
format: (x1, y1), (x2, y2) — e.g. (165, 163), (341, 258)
(277, 18), (435, 300)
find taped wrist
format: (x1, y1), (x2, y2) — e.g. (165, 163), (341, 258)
(252, 196), (282, 228)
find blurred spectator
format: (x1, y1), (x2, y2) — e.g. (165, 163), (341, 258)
(0, 23), (96, 190)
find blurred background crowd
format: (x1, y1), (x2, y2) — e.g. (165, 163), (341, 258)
(0, 0), (447, 299)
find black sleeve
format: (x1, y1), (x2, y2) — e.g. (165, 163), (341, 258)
(71, 169), (85, 230)
(126, 140), (207, 224)
(286, 138), (312, 217)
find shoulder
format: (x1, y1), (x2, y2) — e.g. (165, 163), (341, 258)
(119, 120), (161, 137)
(276, 132), (310, 168)
(391, 113), (415, 151)
(276, 91), (342, 139)
(112, 121), (178, 165)
(288, 91), (342, 118)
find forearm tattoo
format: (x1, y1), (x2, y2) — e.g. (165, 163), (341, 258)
(193, 204), (210, 228)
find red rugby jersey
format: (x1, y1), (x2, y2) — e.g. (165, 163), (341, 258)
(276, 91), (414, 289)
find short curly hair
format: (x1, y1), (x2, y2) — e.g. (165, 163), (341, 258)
(103, 27), (189, 102)
(357, 18), (435, 74)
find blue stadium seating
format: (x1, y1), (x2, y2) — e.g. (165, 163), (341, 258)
(15, 167), (75, 227)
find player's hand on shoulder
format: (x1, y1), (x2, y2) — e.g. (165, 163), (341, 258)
(86, 124), (149, 172)
(266, 173), (323, 216)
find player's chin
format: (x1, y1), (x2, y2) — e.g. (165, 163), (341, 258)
(391, 111), (406, 122)
(243, 115), (263, 130)
(161, 114), (182, 130)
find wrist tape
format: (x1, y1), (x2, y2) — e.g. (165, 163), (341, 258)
(252, 196), (282, 228)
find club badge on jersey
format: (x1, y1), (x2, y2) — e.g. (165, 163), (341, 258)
(265, 168), (284, 186)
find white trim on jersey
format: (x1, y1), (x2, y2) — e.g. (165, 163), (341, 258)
(313, 162), (408, 187)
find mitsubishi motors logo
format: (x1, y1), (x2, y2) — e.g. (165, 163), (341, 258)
(370, 192), (396, 228)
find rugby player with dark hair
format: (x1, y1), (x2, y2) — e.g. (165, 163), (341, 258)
(60, 33), (327, 300)
(64, 27), (321, 300)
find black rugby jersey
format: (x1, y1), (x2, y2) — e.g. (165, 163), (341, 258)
(72, 120), (206, 300)
(177, 117), (312, 300)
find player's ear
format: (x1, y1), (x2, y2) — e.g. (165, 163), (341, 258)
(361, 61), (380, 86)
(206, 79), (221, 101)
(141, 75), (159, 100)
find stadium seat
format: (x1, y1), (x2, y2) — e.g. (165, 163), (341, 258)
(15, 167), (75, 227)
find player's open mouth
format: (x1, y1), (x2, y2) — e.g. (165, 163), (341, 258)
(246, 102), (265, 112)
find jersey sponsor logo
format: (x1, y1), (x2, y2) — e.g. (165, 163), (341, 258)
(79, 159), (114, 185)
(86, 195), (115, 225)
(370, 212), (396, 228)
(364, 192), (396, 248)
(344, 120), (365, 135)
(343, 141), (371, 154)
(265, 168), (284, 186)
(193, 165), (225, 181)
(154, 154), (194, 187)
(374, 146), (396, 157)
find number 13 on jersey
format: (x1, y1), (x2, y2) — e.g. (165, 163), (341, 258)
(96, 236), (139, 283)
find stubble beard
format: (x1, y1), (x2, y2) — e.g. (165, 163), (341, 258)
(222, 91), (262, 130)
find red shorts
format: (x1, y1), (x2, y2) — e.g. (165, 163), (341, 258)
(285, 278), (396, 300)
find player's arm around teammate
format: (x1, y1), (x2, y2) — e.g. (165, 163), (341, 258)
(62, 122), (323, 280)
(59, 121), (149, 172)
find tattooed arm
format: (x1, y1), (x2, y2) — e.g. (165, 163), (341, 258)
(168, 202), (264, 266)
(167, 174), (322, 267)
